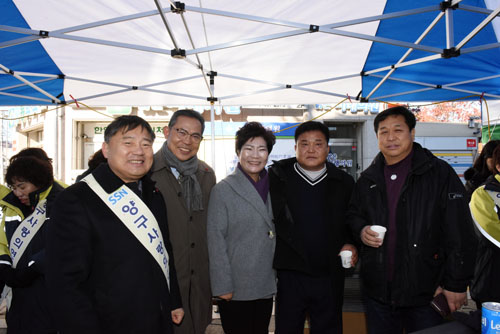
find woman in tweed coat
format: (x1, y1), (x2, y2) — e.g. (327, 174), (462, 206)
(207, 122), (276, 334)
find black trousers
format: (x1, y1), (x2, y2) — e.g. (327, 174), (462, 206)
(363, 295), (443, 334)
(217, 297), (273, 334)
(275, 270), (342, 334)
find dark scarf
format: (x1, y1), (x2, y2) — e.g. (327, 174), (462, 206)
(161, 142), (203, 212)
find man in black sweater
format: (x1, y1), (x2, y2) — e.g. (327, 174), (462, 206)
(269, 121), (356, 333)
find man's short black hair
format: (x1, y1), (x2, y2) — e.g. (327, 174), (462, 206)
(168, 109), (205, 134)
(294, 121), (329, 143)
(6, 156), (54, 188)
(104, 115), (155, 143)
(374, 106), (416, 133)
(235, 122), (276, 154)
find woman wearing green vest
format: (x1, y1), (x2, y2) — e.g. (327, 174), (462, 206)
(0, 156), (64, 334)
(467, 144), (500, 332)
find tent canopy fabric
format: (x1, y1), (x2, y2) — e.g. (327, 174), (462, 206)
(1, 0), (500, 106)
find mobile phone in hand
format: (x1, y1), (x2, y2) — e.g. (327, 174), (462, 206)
(430, 293), (451, 317)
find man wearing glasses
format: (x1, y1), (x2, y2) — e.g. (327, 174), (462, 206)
(152, 109), (216, 334)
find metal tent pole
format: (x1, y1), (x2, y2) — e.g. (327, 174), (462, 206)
(208, 71), (217, 171)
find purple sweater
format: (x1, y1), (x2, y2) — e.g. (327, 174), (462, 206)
(383, 149), (413, 282)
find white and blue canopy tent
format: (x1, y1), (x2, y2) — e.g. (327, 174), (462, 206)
(1, 0), (500, 107)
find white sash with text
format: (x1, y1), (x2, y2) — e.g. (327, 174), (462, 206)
(83, 174), (170, 289)
(10, 199), (47, 268)
(5, 198), (48, 310)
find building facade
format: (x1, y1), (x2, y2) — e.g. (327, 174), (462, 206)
(4, 103), (479, 185)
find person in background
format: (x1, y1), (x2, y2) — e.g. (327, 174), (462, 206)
(464, 140), (500, 198)
(9, 147), (68, 188)
(348, 106), (476, 334)
(207, 122), (276, 334)
(75, 149), (107, 182)
(1, 147), (66, 243)
(9, 147), (53, 164)
(151, 109), (216, 334)
(468, 144), (500, 331)
(0, 156), (64, 333)
(269, 121), (356, 333)
(46, 115), (183, 334)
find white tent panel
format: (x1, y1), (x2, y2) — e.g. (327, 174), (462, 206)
(12, 0), (384, 105)
(2, 0), (500, 106)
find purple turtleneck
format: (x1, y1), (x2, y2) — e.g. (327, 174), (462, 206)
(383, 149), (413, 282)
(237, 163), (269, 203)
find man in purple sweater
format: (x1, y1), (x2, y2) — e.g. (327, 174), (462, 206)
(348, 106), (476, 334)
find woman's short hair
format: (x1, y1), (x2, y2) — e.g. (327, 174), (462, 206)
(235, 122), (276, 154)
(5, 156), (54, 189)
(474, 140), (500, 176)
(9, 147), (52, 164)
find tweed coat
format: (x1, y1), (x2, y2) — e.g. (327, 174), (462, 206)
(207, 167), (276, 301)
(46, 164), (182, 334)
(151, 151), (216, 334)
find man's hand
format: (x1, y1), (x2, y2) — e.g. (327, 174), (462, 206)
(361, 226), (383, 248)
(339, 244), (358, 266)
(219, 292), (233, 301)
(171, 308), (184, 324)
(434, 286), (467, 312)
(443, 289), (467, 312)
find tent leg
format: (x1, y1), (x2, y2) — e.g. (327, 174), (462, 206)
(210, 102), (215, 171)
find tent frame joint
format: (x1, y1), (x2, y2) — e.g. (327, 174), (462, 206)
(286, 84), (292, 88)
(207, 97), (218, 102)
(171, 2), (185, 14)
(132, 86), (138, 90)
(309, 25), (319, 32)
(207, 71), (217, 85)
(360, 97), (369, 102)
(440, 1), (459, 11)
(171, 49), (186, 58)
(442, 47), (460, 58)
(39, 30), (49, 38)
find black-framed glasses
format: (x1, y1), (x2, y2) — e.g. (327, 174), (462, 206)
(174, 127), (203, 143)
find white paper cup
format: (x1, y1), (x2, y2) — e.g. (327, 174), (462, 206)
(370, 225), (387, 241)
(340, 250), (353, 268)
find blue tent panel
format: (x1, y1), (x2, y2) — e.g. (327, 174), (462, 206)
(362, 0), (500, 102)
(0, 0), (64, 105)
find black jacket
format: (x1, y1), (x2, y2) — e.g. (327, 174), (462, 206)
(348, 143), (476, 307)
(269, 158), (354, 291)
(470, 174), (500, 304)
(46, 164), (182, 334)
(0, 182), (64, 334)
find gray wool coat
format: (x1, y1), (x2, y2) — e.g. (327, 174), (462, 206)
(207, 167), (276, 301)
(151, 150), (216, 334)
